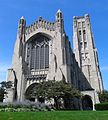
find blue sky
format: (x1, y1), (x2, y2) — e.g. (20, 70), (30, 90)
(0, 0), (108, 89)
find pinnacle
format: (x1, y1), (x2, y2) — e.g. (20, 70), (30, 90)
(20, 16), (25, 20)
(57, 9), (62, 13)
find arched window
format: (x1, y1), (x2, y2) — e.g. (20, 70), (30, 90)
(26, 34), (49, 70)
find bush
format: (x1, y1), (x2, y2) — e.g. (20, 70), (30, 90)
(0, 101), (52, 112)
(95, 102), (108, 110)
(98, 90), (108, 103)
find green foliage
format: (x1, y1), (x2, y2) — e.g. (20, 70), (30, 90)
(0, 81), (12, 102)
(98, 90), (108, 103)
(0, 81), (12, 89)
(0, 102), (52, 112)
(95, 102), (108, 110)
(0, 88), (5, 102)
(25, 80), (81, 109)
(27, 80), (81, 99)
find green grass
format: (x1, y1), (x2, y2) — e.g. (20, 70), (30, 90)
(0, 111), (108, 120)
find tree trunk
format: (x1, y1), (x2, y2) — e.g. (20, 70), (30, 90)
(54, 97), (59, 109)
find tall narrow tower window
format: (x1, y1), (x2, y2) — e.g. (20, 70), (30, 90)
(84, 42), (87, 49)
(82, 22), (85, 28)
(78, 22), (81, 28)
(57, 13), (59, 18)
(60, 12), (62, 18)
(83, 30), (86, 41)
(81, 53), (85, 60)
(79, 30), (82, 41)
(80, 42), (83, 49)
(79, 30), (81, 35)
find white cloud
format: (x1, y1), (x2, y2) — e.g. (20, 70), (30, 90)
(101, 66), (108, 71)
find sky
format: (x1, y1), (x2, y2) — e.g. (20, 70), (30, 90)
(0, 0), (108, 89)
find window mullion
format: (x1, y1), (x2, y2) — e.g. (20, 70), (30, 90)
(29, 43), (32, 71)
(39, 46), (40, 70)
(34, 46), (36, 69)
(44, 44), (45, 69)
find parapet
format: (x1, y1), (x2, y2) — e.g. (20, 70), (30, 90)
(25, 17), (56, 35)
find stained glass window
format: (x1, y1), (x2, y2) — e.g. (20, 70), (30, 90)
(26, 35), (49, 70)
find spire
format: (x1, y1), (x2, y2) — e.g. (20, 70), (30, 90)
(56, 9), (63, 20)
(57, 9), (62, 13)
(20, 16), (25, 20)
(55, 9), (64, 33)
(19, 16), (26, 25)
(18, 16), (26, 39)
(84, 14), (89, 17)
(19, 16), (26, 26)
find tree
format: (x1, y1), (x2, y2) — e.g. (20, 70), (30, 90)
(26, 80), (81, 109)
(0, 81), (12, 102)
(98, 90), (108, 103)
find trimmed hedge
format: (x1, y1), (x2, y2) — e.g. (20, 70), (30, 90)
(95, 102), (108, 110)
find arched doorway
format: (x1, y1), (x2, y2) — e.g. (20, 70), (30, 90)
(25, 83), (45, 103)
(82, 95), (93, 110)
(25, 83), (37, 102)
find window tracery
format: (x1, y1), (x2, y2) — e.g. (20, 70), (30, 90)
(26, 35), (49, 70)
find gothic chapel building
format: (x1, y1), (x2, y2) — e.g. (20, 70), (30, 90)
(5, 10), (103, 110)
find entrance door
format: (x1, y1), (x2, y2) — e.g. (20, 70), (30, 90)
(82, 95), (93, 110)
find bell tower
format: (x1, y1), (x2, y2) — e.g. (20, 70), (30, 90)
(73, 14), (104, 92)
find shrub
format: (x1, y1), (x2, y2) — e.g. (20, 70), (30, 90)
(0, 101), (52, 112)
(98, 90), (108, 103)
(95, 102), (108, 110)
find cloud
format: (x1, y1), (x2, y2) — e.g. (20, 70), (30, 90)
(100, 66), (108, 71)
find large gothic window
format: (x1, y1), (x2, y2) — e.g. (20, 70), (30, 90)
(26, 34), (49, 70)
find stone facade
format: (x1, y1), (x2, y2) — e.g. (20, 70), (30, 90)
(5, 10), (103, 110)
(73, 15), (103, 92)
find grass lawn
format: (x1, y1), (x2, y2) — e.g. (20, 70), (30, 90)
(0, 111), (108, 120)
